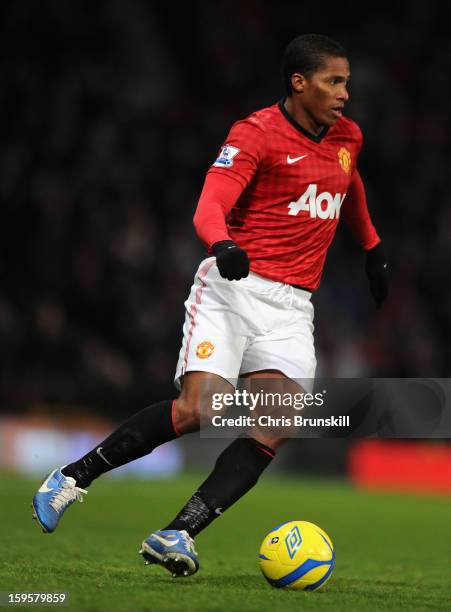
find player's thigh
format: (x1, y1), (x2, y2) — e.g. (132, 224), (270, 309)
(240, 284), (316, 389)
(241, 328), (316, 392)
(174, 258), (250, 389)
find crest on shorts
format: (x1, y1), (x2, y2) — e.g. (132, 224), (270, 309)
(338, 147), (351, 174)
(196, 340), (215, 359)
(213, 144), (240, 168)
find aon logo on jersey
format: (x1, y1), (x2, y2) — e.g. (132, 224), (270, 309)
(288, 184), (346, 219)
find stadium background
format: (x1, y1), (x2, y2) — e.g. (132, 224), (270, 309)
(0, 1), (450, 488)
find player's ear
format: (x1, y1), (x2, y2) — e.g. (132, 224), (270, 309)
(290, 73), (306, 94)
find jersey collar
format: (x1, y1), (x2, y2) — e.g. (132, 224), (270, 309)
(278, 98), (329, 144)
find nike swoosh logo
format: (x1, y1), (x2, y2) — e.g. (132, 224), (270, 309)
(287, 154), (308, 164)
(38, 471), (55, 493)
(152, 534), (180, 547)
(215, 508), (223, 515)
(96, 446), (114, 466)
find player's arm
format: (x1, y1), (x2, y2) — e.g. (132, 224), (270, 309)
(342, 169), (389, 308)
(193, 173), (249, 280)
(193, 118), (264, 281)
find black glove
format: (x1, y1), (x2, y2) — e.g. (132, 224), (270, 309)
(365, 243), (389, 309)
(213, 240), (249, 281)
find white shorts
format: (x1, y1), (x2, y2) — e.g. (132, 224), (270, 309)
(174, 257), (316, 390)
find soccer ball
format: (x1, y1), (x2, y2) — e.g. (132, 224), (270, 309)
(259, 520), (335, 591)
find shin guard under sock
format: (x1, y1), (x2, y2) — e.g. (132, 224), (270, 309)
(62, 400), (179, 488)
(164, 436), (275, 537)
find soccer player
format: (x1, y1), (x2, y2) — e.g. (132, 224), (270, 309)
(32, 34), (388, 577)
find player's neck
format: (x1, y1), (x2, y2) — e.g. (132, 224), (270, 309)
(284, 97), (325, 138)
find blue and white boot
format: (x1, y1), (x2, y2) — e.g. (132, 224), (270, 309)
(139, 529), (199, 577)
(32, 467), (87, 533)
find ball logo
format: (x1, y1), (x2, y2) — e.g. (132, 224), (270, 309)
(196, 340), (215, 359)
(285, 525), (302, 559)
(338, 147), (351, 174)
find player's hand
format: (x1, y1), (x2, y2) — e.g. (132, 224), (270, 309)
(212, 240), (250, 281)
(365, 243), (389, 309)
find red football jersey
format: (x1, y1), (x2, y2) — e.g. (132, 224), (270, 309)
(206, 100), (375, 290)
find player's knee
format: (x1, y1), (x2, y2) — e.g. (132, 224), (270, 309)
(173, 395), (201, 433)
(174, 372), (235, 433)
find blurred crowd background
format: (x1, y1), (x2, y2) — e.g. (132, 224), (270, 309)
(1, 0), (450, 419)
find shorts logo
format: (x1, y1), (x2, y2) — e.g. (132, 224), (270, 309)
(213, 144), (240, 168)
(196, 340), (215, 359)
(338, 147), (351, 174)
(269, 536), (279, 545)
(285, 525), (302, 559)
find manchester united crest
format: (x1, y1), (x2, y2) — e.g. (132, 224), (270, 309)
(196, 340), (215, 359)
(338, 147), (351, 174)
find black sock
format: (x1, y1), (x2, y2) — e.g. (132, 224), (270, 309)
(164, 436), (275, 537)
(62, 400), (179, 488)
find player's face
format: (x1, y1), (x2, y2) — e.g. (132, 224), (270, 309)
(301, 56), (350, 130)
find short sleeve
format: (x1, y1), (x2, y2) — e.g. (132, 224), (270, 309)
(207, 118), (266, 190)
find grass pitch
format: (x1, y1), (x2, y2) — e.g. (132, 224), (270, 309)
(0, 472), (450, 611)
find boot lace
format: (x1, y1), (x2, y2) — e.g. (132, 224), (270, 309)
(50, 479), (87, 513)
(180, 530), (197, 555)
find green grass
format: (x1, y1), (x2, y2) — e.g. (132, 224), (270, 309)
(0, 472), (450, 611)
